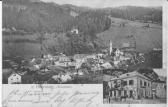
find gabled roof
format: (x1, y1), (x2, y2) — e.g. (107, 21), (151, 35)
(110, 71), (152, 81)
(8, 72), (21, 78)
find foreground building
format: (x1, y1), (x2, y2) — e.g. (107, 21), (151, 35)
(108, 71), (152, 99)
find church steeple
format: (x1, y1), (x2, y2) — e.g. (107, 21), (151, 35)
(110, 40), (113, 55)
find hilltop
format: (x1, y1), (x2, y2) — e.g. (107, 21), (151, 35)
(3, 0), (162, 33)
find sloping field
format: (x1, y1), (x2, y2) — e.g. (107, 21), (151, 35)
(97, 17), (162, 53)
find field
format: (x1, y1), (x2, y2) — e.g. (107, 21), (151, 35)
(97, 17), (162, 53)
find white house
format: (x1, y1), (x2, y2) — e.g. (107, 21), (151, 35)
(101, 62), (113, 69)
(60, 74), (72, 83)
(54, 61), (69, 67)
(113, 60), (120, 67)
(115, 49), (123, 57)
(33, 64), (40, 70)
(8, 73), (21, 84)
(54, 55), (71, 67)
(75, 59), (85, 69)
(44, 54), (53, 60)
(86, 54), (97, 59)
(97, 53), (104, 58)
(71, 28), (79, 34)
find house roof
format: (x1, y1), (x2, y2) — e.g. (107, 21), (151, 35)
(101, 62), (113, 69)
(103, 74), (114, 82)
(110, 71), (152, 81)
(103, 69), (127, 75)
(8, 72), (21, 78)
(153, 69), (167, 77)
(74, 54), (88, 59)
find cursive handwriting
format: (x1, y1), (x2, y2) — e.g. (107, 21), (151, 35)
(3, 85), (100, 107)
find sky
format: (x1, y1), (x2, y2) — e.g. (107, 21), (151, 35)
(41, 0), (164, 8)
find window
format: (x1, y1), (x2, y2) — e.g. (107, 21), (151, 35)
(129, 80), (134, 85)
(123, 81), (127, 86)
(144, 82), (147, 87)
(124, 90), (127, 96)
(148, 83), (150, 87)
(140, 80), (142, 86)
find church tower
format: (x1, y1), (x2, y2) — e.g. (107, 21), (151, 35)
(110, 40), (113, 55)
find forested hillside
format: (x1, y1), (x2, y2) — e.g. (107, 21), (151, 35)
(3, 0), (162, 57)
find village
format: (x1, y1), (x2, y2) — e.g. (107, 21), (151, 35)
(3, 31), (150, 85)
(3, 26), (166, 104)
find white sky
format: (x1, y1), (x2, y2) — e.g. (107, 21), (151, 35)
(41, 0), (164, 8)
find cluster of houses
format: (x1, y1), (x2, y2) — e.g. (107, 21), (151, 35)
(3, 40), (165, 96)
(2, 52), (111, 84)
(3, 44), (141, 84)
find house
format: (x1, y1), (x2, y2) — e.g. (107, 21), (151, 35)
(74, 54), (88, 61)
(122, 42), (130, 48)
(71, 28), (79, 34)
(67, 61), (76, 67)
(75, 60), (85, 69)
(101, 62), (113, 69)
(59, 55), (70, 62)
(97, 53), (104, 58)
(70, 11), (78, 17)
(74, 70), (84, 76)
(152, 82), (166, 99)
(54, 55), (71, 67)
(74, 54), (88, 69)
(114, 49), (123, 57)
(54, 61), (69, 67)
(107, 71), (153, 99)
(151, 69), (167, 99)
(60, 74), (72, 83)
(44, 54), (54, 60)
(86, 54), (97, 59)
(98, 59), (105, 64)
(8, 73), (21, 84)
(91, 65), (102, 72)
(33, 64), (40, 70)
(113, 60), (120, 67)
(78, 68), (89, 75)
(30, 58), (36, 63)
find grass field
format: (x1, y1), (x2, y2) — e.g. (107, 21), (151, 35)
(97, 17), (162, 53)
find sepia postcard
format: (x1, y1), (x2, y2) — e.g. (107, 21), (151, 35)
(1, 0), (167, 107)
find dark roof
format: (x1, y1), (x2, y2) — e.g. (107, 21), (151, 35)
(103, 69), (127, 76)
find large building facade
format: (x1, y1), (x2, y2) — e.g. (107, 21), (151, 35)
(108, 71), (152, 99)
